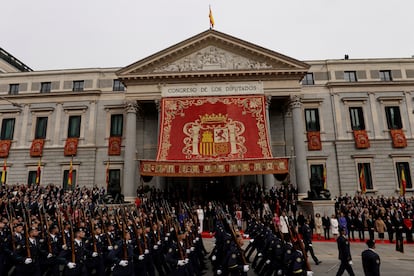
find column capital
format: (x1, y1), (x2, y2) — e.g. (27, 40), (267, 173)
(124, 101), (139, 113)
(289, 95), (302, 109)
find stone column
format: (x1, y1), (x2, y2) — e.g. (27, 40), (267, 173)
(290, 96), (309, 197)
(155, 99), (164, 190)
(18, 104), (29, 148)
(264, 96), (274, 191)
(123, 101), (138, 199)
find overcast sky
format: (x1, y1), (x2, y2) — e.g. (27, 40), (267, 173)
(2, 0), (414, 71)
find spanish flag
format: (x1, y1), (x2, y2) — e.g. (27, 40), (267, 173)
(400, 168), (407, 196)
(1, 159), (6, 185)
(209, 6), (215, 29)
(323, 165), (327, 190)
(359, 164), (367, 194)
(35, 158), (41, 185)
(68, 157), (73, 186)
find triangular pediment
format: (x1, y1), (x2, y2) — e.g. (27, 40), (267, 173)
(117, 29), (309, 79)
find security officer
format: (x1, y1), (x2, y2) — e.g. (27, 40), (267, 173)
(361, 239), (380, 276)
(224, 232), (249, 276)
(86, 224), (106, 276)
(165, 227), (193, 276)
(290, 241), (307, 276)
(336, 227), (355, 276)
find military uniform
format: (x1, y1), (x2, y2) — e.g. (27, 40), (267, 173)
(336, 232), (355, 276)
(108, 239), (135, 276)
(361, 244), (380, 276)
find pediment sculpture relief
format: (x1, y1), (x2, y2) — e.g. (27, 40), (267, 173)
(153, 46), (273, 73)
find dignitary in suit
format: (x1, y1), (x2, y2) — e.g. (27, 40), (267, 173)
(361, 239), (380, 276)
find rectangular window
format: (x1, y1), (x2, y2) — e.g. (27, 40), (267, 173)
(305, 108), (320, 131)
(72, 80), (84, 92)
(108, 169), (121, 194)
(9, 84), (19, 95)
(28, 171), (37, 186)
(396, 162), (412, 190)
(68, 115), (81, 138)
(344, 71), (357, 82)
(310, 164), (324, 191)
(349, 107), (365, 130)
(110, 114), (123, 137)
(385, 106), (403, 129)
(63, 169), (77, 190)
(302, 73), (314, 85)
(40, 82), (51, 93)
(358, 163), (373, 190)
(35, 117), (48, 139)
(113, 79), (125, 91)
(379, 70), (392, 81)
(1, 118), (15, 140)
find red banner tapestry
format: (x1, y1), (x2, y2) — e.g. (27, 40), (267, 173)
(30, 139), (45, 157)
(64, 138), (79, 156)
(108, 137), (122, 156)
(353, 130), (370, 149)
(157, 96), (273, 161)
(0, 140), (11, 158)
(307, 131), (321, 151)
(140, 158), (289, 177)
(140, 95), (288, 176)
(390, 129), (407, 148)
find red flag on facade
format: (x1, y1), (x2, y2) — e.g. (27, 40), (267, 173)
(35, 158), (41, 185)
(359, 164), (367, 194)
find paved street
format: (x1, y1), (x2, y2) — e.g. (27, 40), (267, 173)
(203, 238), (414, 275)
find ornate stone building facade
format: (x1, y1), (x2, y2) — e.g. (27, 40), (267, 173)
(0, 30), (414, 200)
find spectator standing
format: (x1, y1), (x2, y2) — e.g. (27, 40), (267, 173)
(361, 239), (380, 276)
(374, 216), (386, 242)
(322, 214), (331, 240)
(314, 213), (323, 240)
(366, 215), (375, 241)
(196, 205), (204, 233)
(384, 215), (395, 243)
(330, 214), (339, 239)
(338, 212), (348, 236)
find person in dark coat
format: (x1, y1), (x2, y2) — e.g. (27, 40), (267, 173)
(322, 214), (331, 240)
(361, 239), (380, 276)
(302, 219), (321, 265)
(336, 227), (355, 276)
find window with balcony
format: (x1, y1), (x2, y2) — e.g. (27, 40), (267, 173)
(1, 118), (15, 140)
(305, 108), (320, 131)
(110, 114), (123, 137)
(35, 117), (48, 139)
(385, 106), (402, 129)
(349, 107), (365, 130)
(67, 115), (81, 138)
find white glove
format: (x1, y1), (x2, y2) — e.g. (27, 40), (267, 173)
(62, 244), (68, 250)
(166, 233), (170, 237)
(177, 260), (186, 266)
(170, 227), (175, 232)
(307, 271), (314, 276)
(24, 258), (32, 264)
(92, 252), (98, 257)
(250, 239), (254, 243)
(119, 260), (128, 267)
(217, 269), (222, 275)
(243, 265), (250, 272)
(157, 240), (162, 245)
(258, 252), (263, 257)
(67, 262), (76, 269)
(196, 237), (199, 241)
(212, 255), (216, 261)
(153, 245), (158, 250)
(138, 255), (145, 260)
(266, 259), (271, 264)
(47, 253), (53, 259)
(144, 249), (149, 254)
(184, 258), (189, 264)
(165, 237), (169, 241)
(107, 246), (113, 250)
(348, 260), (353, 265)
(186, 249), (190, 254)
(190, 246), (195, 251)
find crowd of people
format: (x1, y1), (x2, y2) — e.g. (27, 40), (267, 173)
(0, 180), (409, 275)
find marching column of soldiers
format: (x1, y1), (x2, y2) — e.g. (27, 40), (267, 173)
(0, 188), (212, 276)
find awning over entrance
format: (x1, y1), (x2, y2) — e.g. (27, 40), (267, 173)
(140, 95), (289, 177)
